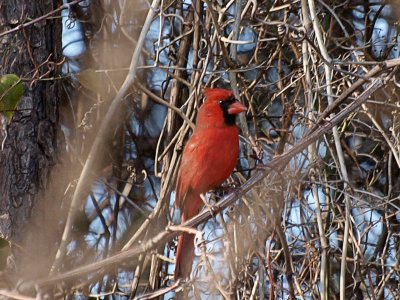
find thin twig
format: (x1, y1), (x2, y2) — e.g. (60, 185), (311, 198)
(0, 0), (86, 38)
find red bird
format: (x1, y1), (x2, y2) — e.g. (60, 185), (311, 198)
(174, 88), (246, 280)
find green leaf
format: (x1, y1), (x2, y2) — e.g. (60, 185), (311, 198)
(0, 74), (24, 121)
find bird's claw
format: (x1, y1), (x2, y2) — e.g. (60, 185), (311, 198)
(205, 203), (219, 218)
(200, 194), (219, 217)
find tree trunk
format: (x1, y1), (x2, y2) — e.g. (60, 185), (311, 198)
(0, 0), (63, 280)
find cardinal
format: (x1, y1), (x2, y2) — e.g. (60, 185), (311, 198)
(174, 88), (246, 280)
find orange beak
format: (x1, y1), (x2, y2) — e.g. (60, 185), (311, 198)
(228, 101), (247, 115)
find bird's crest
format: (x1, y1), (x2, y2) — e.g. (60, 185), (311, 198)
(203, 88), (234, 101)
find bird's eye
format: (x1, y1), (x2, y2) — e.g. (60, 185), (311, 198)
(219, 98), (235, 109)
(219, 100), (228, 109)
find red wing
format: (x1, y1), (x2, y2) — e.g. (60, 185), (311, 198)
(174, 133), (205, 210)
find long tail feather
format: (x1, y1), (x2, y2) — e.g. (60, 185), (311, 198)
(174, 195), (202, 280)
(174, 232), (195, 280)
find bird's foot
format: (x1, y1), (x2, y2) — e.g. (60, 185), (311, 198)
(200, 194), (219, 217)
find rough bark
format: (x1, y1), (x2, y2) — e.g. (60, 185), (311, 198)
(0, 0), (63, 279)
